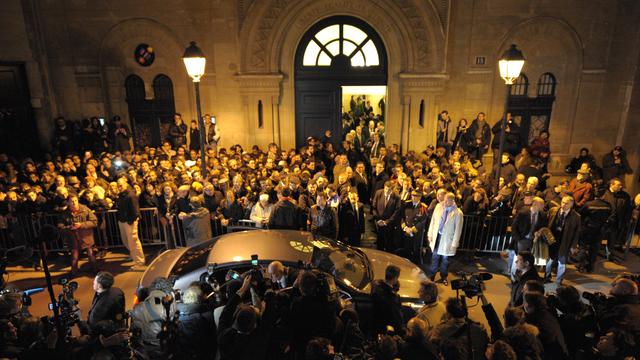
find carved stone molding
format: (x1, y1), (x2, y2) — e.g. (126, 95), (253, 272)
(236, 73), (283, 95)
(398, 73), (449, 92)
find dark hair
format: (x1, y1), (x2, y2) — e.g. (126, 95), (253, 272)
(375, 335), (398, 360)
(503, 325), (543, 360)
(490, 340), (517, 360)
(523, 291), (547, 312)
(439, 338), (469, 360)
(280, 188), (291, 198)
(95, 271), (115, 289)
(445, 297), (468, 319)
(305, 337), (332, 360)
(234, 304), (257, 333)
(517, 251), (535, 269)
(299, 271), (318, 296)
(556, 285), (581, 306)
(419, 280), (438, 304)
(503, 306), (525, 327)
(524, 280), (545, 295)
(384, 265), (400, 282)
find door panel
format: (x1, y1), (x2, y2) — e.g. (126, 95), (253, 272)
(295, 84), (340, 147)
(0, 63), (37, 156)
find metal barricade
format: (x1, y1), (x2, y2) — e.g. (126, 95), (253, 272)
(457, 214), (512, 253)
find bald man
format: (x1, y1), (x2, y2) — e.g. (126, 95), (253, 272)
(267, 261), (299, 290)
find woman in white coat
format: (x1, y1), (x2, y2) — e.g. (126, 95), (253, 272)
(427, 192), (464, 285)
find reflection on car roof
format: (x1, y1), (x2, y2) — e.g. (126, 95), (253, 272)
(207, 230), (317, 265)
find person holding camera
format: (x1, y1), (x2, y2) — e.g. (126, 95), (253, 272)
(176, 285), (217, 359)
(522, 291), (568, 359)
(87, 272), (125, 332)
(551, 285), (598, 359)
(428, 297), (489, 360)
(598, 277), (640, 334)
(290, 271), (338, 359)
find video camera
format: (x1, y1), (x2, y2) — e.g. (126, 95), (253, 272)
(52, 278), (81, 338)
(450, 272), (492, 298)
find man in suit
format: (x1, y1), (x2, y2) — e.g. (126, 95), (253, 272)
(400, 190), (429, 265)
(338, 191), (365, 246)
(353, 162), (369, 205)
(427, 192), (463, 285)
(87, 271), (125, 331)
(370, 162), (389, 204)
(269, 188), (301, 230)
(545, 196), (581, 285)
(509, 251), (541, 307)
(507, 197), (546, 278)
(267, 261), (299, 290)
(372, 181), (401, 252)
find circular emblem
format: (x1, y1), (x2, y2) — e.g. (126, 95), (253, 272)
(134, 44), (155, 67)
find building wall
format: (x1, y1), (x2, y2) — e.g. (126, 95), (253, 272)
(2, 0), (639, 190)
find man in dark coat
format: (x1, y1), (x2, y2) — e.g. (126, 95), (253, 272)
(509, 251), (541, 307)
(490, 113), (522, 157)
(399, 190), (429, 264)
(507, 197), (546, 277)
(87, 272), (125, 331)
(308, 192), (337, 239)
(544, 196), (581, 285)
(602, 178), (632, 263)
(176, 285), (216, 359)
(523, 292), (569, 359)
(602, 145), (632, 182)
(466, 112), (491, 162)
(115, 177), (145, 267)
(369, 161), (388, 203)
(372, 181), (401, 252)
(108, 116), (131, 153)
(268, 188), (301, 230)
(577, 189), (611, 272)
(353, 162), (369, 205)
(338, 191), (365, 246)
(371, 265), (404, 336)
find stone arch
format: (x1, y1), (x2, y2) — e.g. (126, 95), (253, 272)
(98, 18), (192, 124)
(240, 0), (446, 73)
(491, 16), (583, 157)
(238, 0), (447, 148)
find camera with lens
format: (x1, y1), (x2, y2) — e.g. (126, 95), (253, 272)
(450, 272), (493, 298)
(582, 291), (617, 316)
(54, 278), (81, 337)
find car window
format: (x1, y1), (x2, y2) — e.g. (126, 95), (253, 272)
(172, 240), (215, 277)
(310, 239), (370, 290)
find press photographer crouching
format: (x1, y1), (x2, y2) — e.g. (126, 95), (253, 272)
(585, 275), (640, 342)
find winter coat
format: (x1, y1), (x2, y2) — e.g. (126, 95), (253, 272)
(427, 203), (463, 256)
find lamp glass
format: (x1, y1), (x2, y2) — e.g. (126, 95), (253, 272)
(183, 57), (206, 82)
(499, 59), (524, 85)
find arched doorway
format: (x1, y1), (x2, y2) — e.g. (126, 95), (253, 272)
(295, 16), (387, 148)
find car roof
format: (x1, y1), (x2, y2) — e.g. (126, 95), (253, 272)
(207, 230), (316, 265)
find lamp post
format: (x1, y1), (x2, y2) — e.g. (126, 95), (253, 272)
(494, 44), (525, 195)
(183, 41), (207, 178)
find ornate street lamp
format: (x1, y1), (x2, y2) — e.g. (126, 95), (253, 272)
(494, 44), (525, 194)
(183, 41), (207, 177)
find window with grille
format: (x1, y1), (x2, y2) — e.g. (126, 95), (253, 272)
(301, 23), (381, 67)
(537, 73), (556, 96)
(509, 74), (528, 96)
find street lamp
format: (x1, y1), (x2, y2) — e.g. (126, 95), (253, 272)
(183, 41), (207, 178)
(494, 44), (525, 194)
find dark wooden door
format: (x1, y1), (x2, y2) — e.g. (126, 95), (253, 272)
(0, 63), (38, 156)
(295, 82), (340, 147)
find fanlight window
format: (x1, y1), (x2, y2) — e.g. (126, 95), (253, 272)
(302, 24), (380, 67)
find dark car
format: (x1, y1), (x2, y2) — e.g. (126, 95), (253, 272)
(138, 230), (428, 326)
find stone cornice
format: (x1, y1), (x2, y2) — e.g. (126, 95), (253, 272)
(235, 73), (283, 94)
(398, 72), (449, 91)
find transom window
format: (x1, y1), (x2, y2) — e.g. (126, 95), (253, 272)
(302, 23), (380, 67)
(537, 73), (557, 96)
(509, 74), (529, 96)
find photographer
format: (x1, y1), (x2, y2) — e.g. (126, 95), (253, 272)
(429, 298), (488, 360)
(522, 291), (568, 359)
(130, 277), (177, 358)
(290, 271), (338, 359)
(176, 285), (216, 359)
(552, 285), (597, 359)
(217, 276), (276, 360)
(87, 272), (125, 331)
(598, 277), (639, 334)
(415, 280), (446, 330)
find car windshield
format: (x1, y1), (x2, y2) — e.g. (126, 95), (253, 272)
(309, 237), (371, 290)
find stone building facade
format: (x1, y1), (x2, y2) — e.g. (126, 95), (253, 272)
(2, 0), (639, 190)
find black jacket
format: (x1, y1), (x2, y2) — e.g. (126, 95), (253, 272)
(338, 202), (365, 245)
(176, 303), (217, 359)
(289, 295), (337, 357)
(88, 287), (126, 329)
(370, 280), (403, 335)
(510, 267), (541, 307)
(547, 207), (581, 258)
(269, 199), (300, 230)
(525, 309), (568, 359)
(509, 207), (547, 251)
(115, 189), (140, 224)
(372, 189), (401, 225)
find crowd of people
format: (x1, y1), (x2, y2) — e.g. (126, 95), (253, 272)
(0, 109), (639, 358)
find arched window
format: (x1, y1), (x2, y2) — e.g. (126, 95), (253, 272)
(301, 23), (381, 67)
(509, 74), (528, 96)
(537, 73), (556, 96)
(153, 74), (174, 102)
(125, 75), (145, 101)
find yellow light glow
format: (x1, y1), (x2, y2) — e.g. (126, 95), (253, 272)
(232, 256), (243, 262)
(342, 85), (387, 96)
